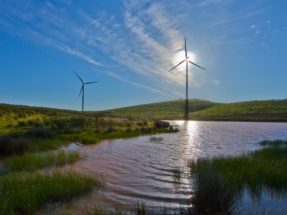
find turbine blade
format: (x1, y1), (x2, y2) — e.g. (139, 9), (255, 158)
(78, 85), (84, 98)
(168, 59), (186, 72)
(185, 36), (187, 59)
(188, 61), (206, 70)
(73, 71), (84, 83)
(84, 81), (99, 84)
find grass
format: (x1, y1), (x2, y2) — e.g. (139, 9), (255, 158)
(189, 140), (287, 198)
(1, 150), (81, 174)
(172, 167), (182, 184)
(190, 165), (239, 215)
(0, 171), (103, 215)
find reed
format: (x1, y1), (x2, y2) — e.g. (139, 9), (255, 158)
(190, 162), (240, 215)
(189, 140), (287, 197)
(0, 171), (102, 215)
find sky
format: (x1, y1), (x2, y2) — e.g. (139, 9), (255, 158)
(0, 0), (287, 111)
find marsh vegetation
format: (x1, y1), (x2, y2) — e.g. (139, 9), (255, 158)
(189, 140), (287, 214)
(0, 103), (179, 214)
(1, 102), (287, 214)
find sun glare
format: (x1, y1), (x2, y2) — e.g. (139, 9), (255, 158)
(172, 50), (196, 71)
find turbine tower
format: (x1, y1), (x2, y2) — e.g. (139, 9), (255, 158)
(74, 71), (99, 112)
(168, 36), (206, 120)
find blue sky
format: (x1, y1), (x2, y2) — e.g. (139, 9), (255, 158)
(0, 0), (287, 111)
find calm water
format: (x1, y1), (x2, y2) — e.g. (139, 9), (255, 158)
(59, 121), (287, 213)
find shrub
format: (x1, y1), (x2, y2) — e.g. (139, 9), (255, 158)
(106, 126), (116, 133)
(63, 126), (81, 134)
(0, 135), (29, 155)
(26, 126), (54, 138)
(168, 126), (179, 132)
(154, 120), (170, 129)
(52, 119), (68, 129)
(125, 128), (132, 132)
(70, 117), (86, 129)
(0, 135), (12, 155)
(17, 120), (27, 127)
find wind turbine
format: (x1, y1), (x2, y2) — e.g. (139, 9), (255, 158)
(74, 71), (99, 112)
(168, 36), (206, 119)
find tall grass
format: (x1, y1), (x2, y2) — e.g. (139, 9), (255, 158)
(189, 140), (287, 211)
(190, 163), (240, 215)
(1, 150), (81, 174)
(0, 171), (102, 215)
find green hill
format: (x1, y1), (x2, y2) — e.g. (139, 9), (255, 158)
(1, 98), (287, 131)
(190, 99), (287, 121)
(0, 104), (95, 134)
(107, 99), (219, 119)
(108, 99), (287, 121)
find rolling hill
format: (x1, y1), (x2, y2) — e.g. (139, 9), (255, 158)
(106, 99), (219, 119)
(108, 99), (287, 121)
(1, 98), (287, 131)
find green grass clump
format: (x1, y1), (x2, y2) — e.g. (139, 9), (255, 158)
(189, 140), (287, 196)
(0, 171), (102, 215)
(1, 150), (81, 174)
(190, 164), (239, 215)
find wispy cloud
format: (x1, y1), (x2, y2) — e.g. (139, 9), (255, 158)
(0, 0), (271, 99)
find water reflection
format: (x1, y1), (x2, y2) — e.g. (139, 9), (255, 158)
(58, 121), (287, 213)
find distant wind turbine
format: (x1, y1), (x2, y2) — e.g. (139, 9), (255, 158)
(168, 36), (206, 119)
(74, 71), (99, 112)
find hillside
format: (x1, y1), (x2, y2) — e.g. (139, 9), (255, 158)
(1, 99), (287, 130)
(190, 99), (287, 121)
(107, 99), (219, 119)
(108, 99), (287, 121)
(0, 104), (96, 134)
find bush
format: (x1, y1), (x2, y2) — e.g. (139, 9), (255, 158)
(63, 126), (82, 134)
(0, 135), (12, 155)
(106, 126), (116, 133)
(125, 127), (132, 132)
(17, 120), (27, 127)
(154, 120), (170, 129)
(0, 135), (29, 155)
(52, 119), (68, 129)
(26, 126), (54, 138)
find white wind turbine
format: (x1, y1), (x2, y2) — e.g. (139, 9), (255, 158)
(168, 36), (206, 119)
(74, 71), (99, 111)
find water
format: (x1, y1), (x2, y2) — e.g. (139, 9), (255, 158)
(59, 121), (287, 213)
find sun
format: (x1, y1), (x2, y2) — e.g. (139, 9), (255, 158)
(172, 50), (196, 71)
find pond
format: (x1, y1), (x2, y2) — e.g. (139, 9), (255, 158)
(59, 121), (287, 214)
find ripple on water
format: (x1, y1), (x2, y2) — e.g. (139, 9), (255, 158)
(58, 121), (287, 213)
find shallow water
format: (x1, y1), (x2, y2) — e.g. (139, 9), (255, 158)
(59, 121), (287, 213)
